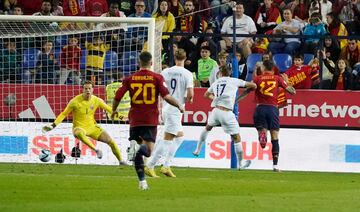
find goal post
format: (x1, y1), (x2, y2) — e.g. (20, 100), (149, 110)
(0, 15), (162, 165)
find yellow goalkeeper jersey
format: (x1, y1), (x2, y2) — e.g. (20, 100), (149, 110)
(54, 94), (112, 129)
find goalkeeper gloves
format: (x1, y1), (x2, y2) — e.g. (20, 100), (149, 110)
(42, 123), (56, 133)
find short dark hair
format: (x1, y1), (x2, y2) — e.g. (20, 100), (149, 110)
(139, 51), (152, 67)
(200, 45), (211, 52)
(293, 53), (304, 60)
(263, 60), (274, 72)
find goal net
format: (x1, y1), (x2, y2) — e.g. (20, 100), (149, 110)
(0, 15), (163, 165)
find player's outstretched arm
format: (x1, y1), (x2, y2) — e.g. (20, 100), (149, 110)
(43, 101), (73, 133)
(164, 94), (184, 113)
(236, 88), (251, 102)
(185, 87), (194, 104)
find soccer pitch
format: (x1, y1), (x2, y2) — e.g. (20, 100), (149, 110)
(0, 163), (359, 212)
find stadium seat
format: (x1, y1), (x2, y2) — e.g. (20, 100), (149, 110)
(104, 50), (118, 71)
(119, 51), (139, 74)
(23, 48), (41, 69)
(304, 53), (314, 65)
(272, 54), (292, 73)
(246, 53), (262, 81)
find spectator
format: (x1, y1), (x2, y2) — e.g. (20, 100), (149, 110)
(323, 35), (341, 62)
(152, 0), (176, 55)
(0, 38), (22, 83)
(340, 39), (360, 69)
(59, 36), (82, 85)
(97, 2), (126, 29)
(318, 49), (335, 89)
(283, 53), (320, 89)
(36, 40), (59, 84)
(286, 0), (310, 23)
(302, 12), (327, 54)
(220, 2), (257, 57)
(85, 35), (110, 85)
(17, 0), (42, 15)
(86, 0), (108, 16)
(332, 0), (359, 32)
(322, 51), (353, 90)
(254, 0), (282, 34)
(63, 0), (87, 16)
(12, 3), (22, 15)
(51, 0), (63, 16)
(320, 0), (333, 25)
(129, 0), (151, 17)
(309, 0), (321, 18)
(2, 0), (18, 14)
(32, 0), (52, 16)
(268, 9), (302, 55)
(168, 0), (184, 18)
(197, 45), (218, 87)
(252, 37), (270, 54)
(177, 0), (203, 36)
(326, 12), (349, 49)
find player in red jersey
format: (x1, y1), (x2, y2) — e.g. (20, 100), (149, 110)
(111, 51), (184, 190)
(238, 60), (296, 172)
(284, 54), (320, 89)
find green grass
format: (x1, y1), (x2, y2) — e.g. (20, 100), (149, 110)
(0, 163), (359, 212)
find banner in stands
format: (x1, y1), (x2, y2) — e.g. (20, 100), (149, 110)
(0, 84), (359, 128)
(0, 122), (359, 173)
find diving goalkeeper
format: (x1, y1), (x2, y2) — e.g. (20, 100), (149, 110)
(42, 80), (126, 165)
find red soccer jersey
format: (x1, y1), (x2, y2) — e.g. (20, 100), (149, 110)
(253, 73), (288, 106)
(285, 65), (317, 89)
(60, 45), (82, 70)
(114, 69), (169, 127)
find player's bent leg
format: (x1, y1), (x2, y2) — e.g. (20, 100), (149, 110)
(97, 131), (124, 164)
(258, 129), (268, 149)
(73, 128), (99, 157)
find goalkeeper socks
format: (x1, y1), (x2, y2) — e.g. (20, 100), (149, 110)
(271, 139), (279, 165)
(74, 131), (96, 151)
(163, 137), (183, 168)
(234, 142), (244, 167)
(108, 140), (122, 162)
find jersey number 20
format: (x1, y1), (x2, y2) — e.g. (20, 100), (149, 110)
(131, 83), (156, 104)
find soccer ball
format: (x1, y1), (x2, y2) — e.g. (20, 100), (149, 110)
(39, 149), (52, 162)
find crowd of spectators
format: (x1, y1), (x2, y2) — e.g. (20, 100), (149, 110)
(0, 0), (359, 90)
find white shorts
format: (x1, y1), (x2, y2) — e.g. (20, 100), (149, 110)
(208, 108), (240, 135)
(162, 111), (183, 135)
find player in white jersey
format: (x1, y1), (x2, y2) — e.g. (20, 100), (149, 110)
(193, 66), (257, 169)
(145, 49), (194, 178)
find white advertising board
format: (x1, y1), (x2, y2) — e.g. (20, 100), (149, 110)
(0, 122), (359, 173)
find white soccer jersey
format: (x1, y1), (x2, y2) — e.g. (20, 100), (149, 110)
(161, 65), (193, 113)
(208, 77), (246, 110)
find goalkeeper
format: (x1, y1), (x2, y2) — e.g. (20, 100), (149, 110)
(42, 80), (126, 165)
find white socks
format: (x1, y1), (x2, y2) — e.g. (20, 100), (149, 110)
(146, 139), (171, 169)
(234, 142), (244, 168)
(194, 129), (209, 155)
(163, 136), (183, 168)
